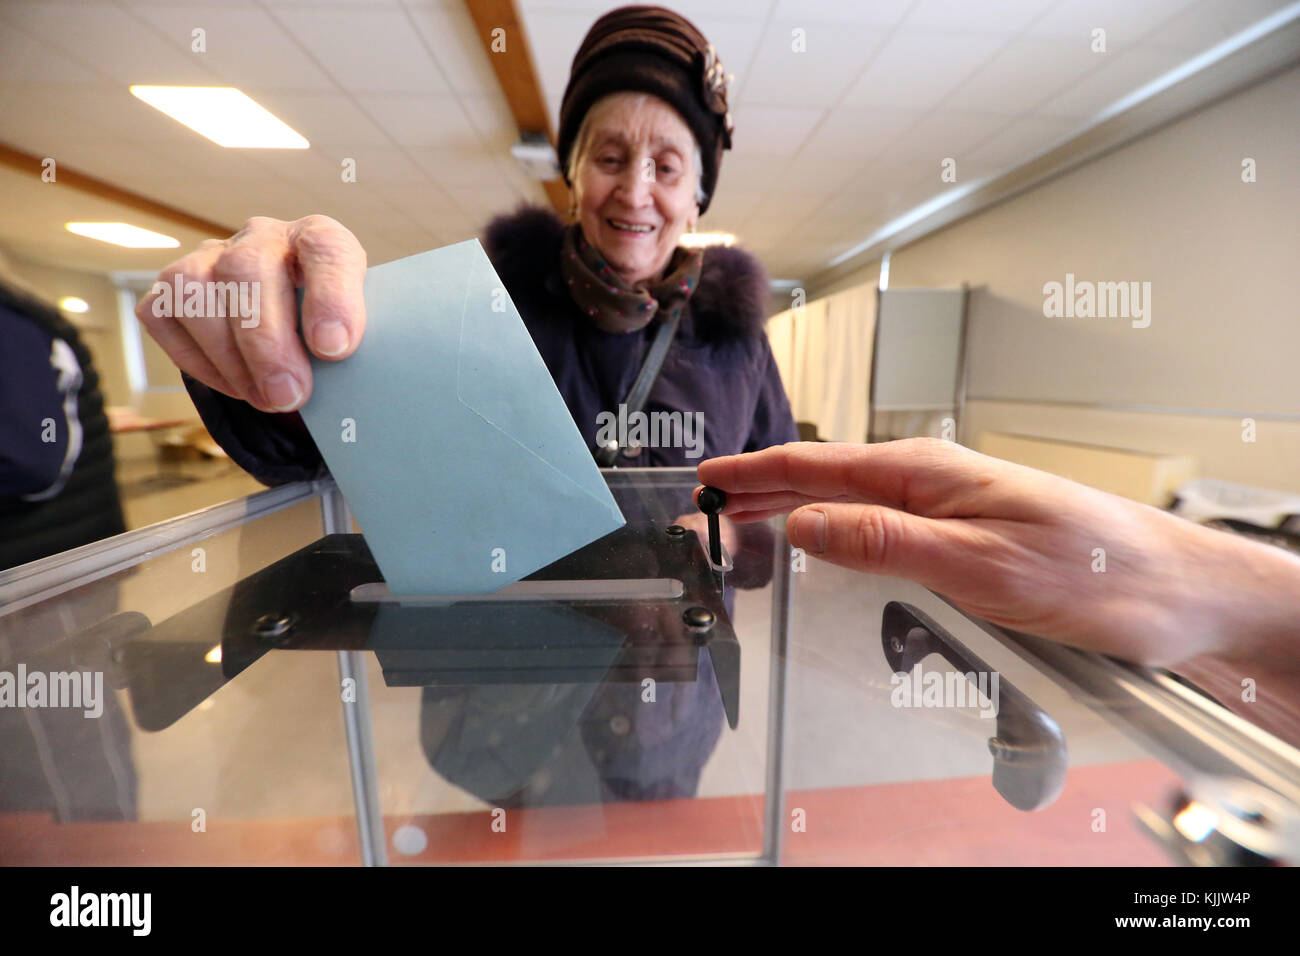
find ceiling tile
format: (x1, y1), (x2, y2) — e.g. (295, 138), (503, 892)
(405, 0), (501, 97)
(712, 149), (788, 197)
(323, 146), (429, 184)
(888, 110), (1013, 165)
(122, 3), (339, 91)
(0, 86), (117, 148)
(1026, 0), (1203, 50)
(903, 0), (1058, 32)
(0, 24), (103, 87)
(0, 1), (219, 86)
(841, 30), (1010, 111)
(406, 145), (516, 185)
(942, 36), (1106, 114)
(738, 21), (889, 107)
(513, 10), (592, 123)
(457, 92), (520, 150)
(783, 108), (923, 192)
(772, 0), (914, 27)
(250, 91), (395, 147)
(727, 106), (826, 155)
(266, 6), (449, 93)
(256, 0), (400, 5)
(353, 92), (481, 148)
(517, 0), (765, 21)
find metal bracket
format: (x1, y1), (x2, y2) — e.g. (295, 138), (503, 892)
(881, 601), (1068, 812)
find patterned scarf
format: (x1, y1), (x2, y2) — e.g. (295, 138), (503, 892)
(560, 224), (703, 334)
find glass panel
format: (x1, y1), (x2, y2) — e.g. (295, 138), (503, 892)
(367, 468), (777, 864)
(779, 556), (1300, 865)
(7, 472), (1294, 865)
(0, 495), (356, 864)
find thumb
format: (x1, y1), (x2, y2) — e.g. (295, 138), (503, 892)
(787, 502), (961, 585)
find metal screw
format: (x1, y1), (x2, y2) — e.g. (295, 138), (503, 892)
(666, 524), (686, 537)
(683, 606), (715, 631)
(252, 613), (293, 640)
(890, 635), (904, 654)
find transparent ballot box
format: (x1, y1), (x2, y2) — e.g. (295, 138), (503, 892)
(2, 469), (1297, 866)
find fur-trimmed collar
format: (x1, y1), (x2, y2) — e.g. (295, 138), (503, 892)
(483, 204), (770, 339)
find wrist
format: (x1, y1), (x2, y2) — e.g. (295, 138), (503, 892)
(1204, 531), (1300, 669)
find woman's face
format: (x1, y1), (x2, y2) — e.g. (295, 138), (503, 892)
(573, 93), (701, 287)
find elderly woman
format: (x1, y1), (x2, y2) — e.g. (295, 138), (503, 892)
(147, 6), (796, 485)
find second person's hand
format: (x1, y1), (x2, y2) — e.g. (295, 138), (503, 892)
(696, 439), (1300, 669)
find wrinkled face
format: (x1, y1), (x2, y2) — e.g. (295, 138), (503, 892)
(572, 93), (701, 288)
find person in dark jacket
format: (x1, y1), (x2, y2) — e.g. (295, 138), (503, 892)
(0, 277), (126, 570)
(0, 274), (137, 823)
(138, 6), (794, 811)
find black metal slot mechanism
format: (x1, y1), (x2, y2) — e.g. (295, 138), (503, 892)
(123, 522), (740, 732)
(881, 601), (1068, 811)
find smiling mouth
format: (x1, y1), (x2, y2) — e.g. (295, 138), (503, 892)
(607, 218), (655, 234)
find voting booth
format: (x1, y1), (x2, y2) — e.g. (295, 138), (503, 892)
(2, 471), (1297, 866)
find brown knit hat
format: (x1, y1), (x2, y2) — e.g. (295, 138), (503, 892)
(556, 5), (734, 214)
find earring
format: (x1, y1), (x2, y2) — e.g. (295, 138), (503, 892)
(568, 200), (578, 219)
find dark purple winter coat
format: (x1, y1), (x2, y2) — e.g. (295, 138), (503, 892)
(182, 204), (798, 485)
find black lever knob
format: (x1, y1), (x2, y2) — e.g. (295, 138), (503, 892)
(697, 486), (726, 565)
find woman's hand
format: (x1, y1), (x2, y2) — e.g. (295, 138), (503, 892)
(136, 215), (367, 414)
(697, 439), (1300, 670)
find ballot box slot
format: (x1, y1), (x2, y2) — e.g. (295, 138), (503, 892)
(349, 578), (685, 605)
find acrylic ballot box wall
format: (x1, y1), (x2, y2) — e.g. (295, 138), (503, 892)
(2, 471), (1296, 866)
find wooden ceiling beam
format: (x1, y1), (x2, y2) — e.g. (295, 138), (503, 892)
(462, 0), (570, 217)
(0, 142), (238, 239)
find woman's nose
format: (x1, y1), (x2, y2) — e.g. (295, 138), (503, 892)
(614, 159), (654, 206)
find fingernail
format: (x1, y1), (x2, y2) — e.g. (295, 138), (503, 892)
(313, 321), (349, 357)
(793, 509), (827, 553)
(262, 372), (302, 411)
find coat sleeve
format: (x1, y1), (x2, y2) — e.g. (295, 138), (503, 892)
(0, 312), (67, 497)
(743, 335), (800, 452)
(183, 374), (327, 487)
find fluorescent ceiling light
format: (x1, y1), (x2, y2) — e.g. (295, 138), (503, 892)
(58, 296), (90, 313)
(680, 232), (735, 248)
(66, 222), (180, 248)
(130, 86), (309, 149)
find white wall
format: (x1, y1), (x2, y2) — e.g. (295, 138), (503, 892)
(809, 65), (1300, 492)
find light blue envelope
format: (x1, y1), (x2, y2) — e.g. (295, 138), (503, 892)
(298, 239), (625, 595)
